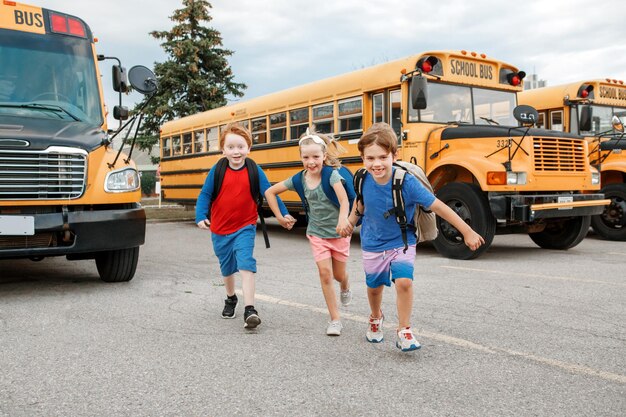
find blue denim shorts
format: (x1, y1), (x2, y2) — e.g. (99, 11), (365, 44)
(211, 224), (257, 276)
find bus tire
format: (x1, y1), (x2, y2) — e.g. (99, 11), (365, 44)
(590, 183), (626, 241)
(95, 247), (139, 282)
(528, 216), (591, 250)
(432, 182), (495, 260)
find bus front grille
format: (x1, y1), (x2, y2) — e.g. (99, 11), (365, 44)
(533, 137), (586, 172)
(0, 147), (87, 200)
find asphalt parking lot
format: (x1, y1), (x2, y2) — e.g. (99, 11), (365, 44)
(1, 220), (624, 416)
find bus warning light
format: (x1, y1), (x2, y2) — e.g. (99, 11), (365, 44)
(507, 71), (526, 86)
(417, 56), (439, 74)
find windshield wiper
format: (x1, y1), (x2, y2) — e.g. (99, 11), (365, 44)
(480, 117), (500, 125)
(0, 103), (80, 121)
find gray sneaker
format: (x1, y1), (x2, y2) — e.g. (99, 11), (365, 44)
(326, 320), (343, 336)
(340, 289), (352, 307)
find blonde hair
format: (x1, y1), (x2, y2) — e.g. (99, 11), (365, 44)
(219, 122), (253, 150)
(298, 128), (346, 168)
(357, 122), (398, 156)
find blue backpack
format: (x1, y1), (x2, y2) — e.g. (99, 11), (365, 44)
(291, 165), (356, 220)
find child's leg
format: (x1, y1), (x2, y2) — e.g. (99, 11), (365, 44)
(331, 259), (349, 292)
(223, 274), (236, 297)
(316, 258), (340, 321)
(240, 269), (255, 306)
(367, 286), (384, 318)
(394, 278), (413, 328)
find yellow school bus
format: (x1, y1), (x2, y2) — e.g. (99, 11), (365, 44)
(160, 50), (608, 259)
(520, 79), (626, 241)
(0, 1), (156, 280)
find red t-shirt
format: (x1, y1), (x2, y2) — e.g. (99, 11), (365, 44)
(210, 166), (258, 235)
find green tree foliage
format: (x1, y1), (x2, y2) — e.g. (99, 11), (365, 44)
(134, 0), (246, 152)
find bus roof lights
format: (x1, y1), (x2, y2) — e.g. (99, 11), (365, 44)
(49, 13), (87, 38)
(3, 1), (17, 6)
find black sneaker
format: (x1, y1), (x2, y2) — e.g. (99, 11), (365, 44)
(243, 307), (261, 329)
(222, 295), (237, 319)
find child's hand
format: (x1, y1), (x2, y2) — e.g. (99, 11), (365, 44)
(464, 230), (485, 251)
(336, 218), (353, 237)
(197, 219), (210, 230)
(278, 215), (296, 230)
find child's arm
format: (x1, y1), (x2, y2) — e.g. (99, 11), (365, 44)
(265, 182), (296, 230)
(429, 199), (485, 251)
(195, 167), (215, 230)
(332, 180), (351, 234)
(339, 199), (361, 237)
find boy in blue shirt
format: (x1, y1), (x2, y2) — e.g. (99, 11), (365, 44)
(340, 123), (484, 351)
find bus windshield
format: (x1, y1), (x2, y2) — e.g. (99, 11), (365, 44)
(579, 105), (626, 135)
(0, 29), (102, 125)
(409, 83), (517, 126)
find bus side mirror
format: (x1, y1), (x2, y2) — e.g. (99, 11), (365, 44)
(411, 74), (428, 110)
(113, 105), (129, 120)
(612, 115), (624, 133)
(579, 105), (592, 132)
(513, 104), (539, 126)
(128, 65), (158, 95)
(112, 65), (129, 93)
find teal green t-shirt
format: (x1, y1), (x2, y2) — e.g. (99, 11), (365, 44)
(284, 170), (343, 238)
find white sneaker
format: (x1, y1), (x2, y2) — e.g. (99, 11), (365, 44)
(340, 289), (352, 307)
(366, 313), (384, 343)
(396, 327), (421, 352)
(326, 320), (343, 336)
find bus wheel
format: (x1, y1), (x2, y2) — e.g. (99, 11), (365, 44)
(432, 182), (495, 260)
(590, 183), (626, 241)
(95, 247), (139, 282)
(528, 216), (591, 250)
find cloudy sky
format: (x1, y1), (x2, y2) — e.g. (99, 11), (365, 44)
(34, 0), (626, 125)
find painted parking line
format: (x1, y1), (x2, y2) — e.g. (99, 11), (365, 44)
(252, 292), (626, 385)
(440, 265), (626, 287)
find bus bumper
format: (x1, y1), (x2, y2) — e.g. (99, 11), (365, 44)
(0, 205), (145, 259)
(489, 193), (609, 222)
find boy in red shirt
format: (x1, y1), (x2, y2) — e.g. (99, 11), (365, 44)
(196, 123), (295, 329)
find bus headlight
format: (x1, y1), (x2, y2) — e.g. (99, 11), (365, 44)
(487, 171), (527, 185)
(591, 171), (600, 185)
(105, 168), (140, 192)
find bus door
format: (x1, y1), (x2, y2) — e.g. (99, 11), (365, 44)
(370, 88), (402, 153)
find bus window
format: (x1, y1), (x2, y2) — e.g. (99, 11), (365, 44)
(550, 110), (563, 131)
(390, 90), (401, 138)
(172, 135), (181, 155)
(182, 133), (192, 155)
(290, 108), (309, 139)
(313, 103), (334, 134)
(270, 112), (287, 142)
(252, 117), (267, 144)
(193, 129), (206, 153)
(372, 93), (384, 123)
(473, 88), (516, 125)
(338, 97), (363, 133)
(162, 137), (171, 157)
(240, 120), (250, 130)
(413, 83), (472, 124)
(537, 112), (546, 129)
(207, 127), (219, 151)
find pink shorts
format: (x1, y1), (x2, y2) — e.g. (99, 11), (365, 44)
(306, 235), (351, 263)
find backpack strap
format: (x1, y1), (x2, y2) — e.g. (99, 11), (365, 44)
(211, 157), (229, 202)
(386, 168), (410, 253)
(320, 166), (340, 207)
(245, 159), (270, 249)
(353, 168), (367, 217)
(291, 170), (309, 216)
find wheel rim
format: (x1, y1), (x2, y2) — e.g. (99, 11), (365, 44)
(439, 199), (471, 243)
(600, 196), (626, 228)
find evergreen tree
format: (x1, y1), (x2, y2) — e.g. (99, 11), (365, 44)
(134, 0), (245, 152)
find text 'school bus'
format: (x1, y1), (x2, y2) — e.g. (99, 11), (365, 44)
(160, 50), (609, 260)
(519, 79), (626, 241)
(0, 1), (156, 281)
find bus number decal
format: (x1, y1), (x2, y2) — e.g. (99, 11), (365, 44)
(450, 59), (493, 80)
(496, 139), (510, 148)
(13, 10), (43, 28)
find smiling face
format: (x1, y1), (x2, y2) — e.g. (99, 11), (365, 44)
(222, 133), (250, 169)
(300, 143), (326, 175)
(361, 143), (396, 184)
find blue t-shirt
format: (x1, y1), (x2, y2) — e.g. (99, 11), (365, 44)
(360, 169), (436, 252)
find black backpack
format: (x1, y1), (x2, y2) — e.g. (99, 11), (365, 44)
(210, 157), (270, 248)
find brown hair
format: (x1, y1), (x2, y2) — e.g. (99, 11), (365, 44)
(298, 128), (346, 168)
(219, 122), (253, 150)
(357, 122), (398, 155)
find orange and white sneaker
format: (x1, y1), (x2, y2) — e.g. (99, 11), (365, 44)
(396, 327), (421, 352)
(366, 312), (384, 343)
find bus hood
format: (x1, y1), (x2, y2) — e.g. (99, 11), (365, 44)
(440, 125), (582, 140)
(0, 115), (104, 151)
